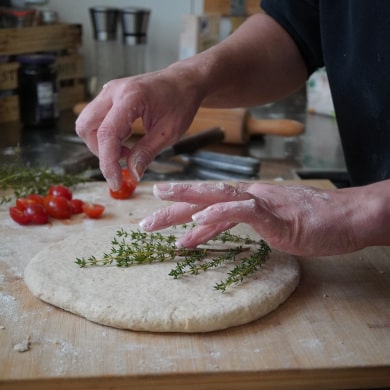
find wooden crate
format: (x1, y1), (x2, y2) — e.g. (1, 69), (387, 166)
(0, 95), (19, 123)
(0, 23), (82, 56)
(0, 23), (85, 124)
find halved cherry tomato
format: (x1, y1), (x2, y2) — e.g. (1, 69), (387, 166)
(82, 202), (105, 219)
(16, 198), (29, 211)
(16, 194), (44, 211)
(109, 168), (137, 199)
(43, 195), (73, 219)
(9, 203), (48, 225)
(70, 198), (84, 214)
(24, 203), (49, 224)
(26, 193), (45, 205)
(9, 206), (31, 225)
(48, 185), (73, 200)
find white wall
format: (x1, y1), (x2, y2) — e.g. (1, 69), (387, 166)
(49, 0), (204, 76)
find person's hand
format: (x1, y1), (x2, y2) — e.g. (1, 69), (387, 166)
(75, 68), (203, 190)
(139, 182), (375, 256)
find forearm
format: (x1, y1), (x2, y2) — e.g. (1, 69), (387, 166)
(168, 13), (308, 108)
(351, 179), (390, 248)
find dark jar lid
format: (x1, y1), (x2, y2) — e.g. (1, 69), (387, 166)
(18, 54), (56, 66)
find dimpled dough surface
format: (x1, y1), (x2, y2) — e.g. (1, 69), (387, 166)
(24, 224), (300, 333)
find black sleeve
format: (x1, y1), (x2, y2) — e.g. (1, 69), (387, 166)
(261, 0), (323, 74)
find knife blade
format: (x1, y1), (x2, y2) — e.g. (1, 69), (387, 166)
(184, 150), (260, 176)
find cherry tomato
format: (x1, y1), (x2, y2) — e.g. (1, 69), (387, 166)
(9, 206), (30, 225)
(24, 203), (49, 224)
(109, 168), (137, 199)
(70, 198), (84, 214)
(43, 195), (73, 219)
(9, 204), (48, 225)
(26, 193), (45, 205)
(16, 194), (44, 210)
(82, 202), (105, 219)
(48, 185), (73, 200)
(16, 198), (29, 211)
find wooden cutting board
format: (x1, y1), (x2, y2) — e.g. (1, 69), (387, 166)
(1, 181), (389, 390)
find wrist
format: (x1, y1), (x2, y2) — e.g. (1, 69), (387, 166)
(352, 180), (390, 248)
(166, 56), (210, 105)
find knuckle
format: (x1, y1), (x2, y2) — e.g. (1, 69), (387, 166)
(97, 123), (114, 141)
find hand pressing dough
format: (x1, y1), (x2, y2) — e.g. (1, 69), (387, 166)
(24, 224), (300, 333)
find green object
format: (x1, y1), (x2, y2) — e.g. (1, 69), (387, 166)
(75, 226), (271, 292)
(0, 164), (87, 204)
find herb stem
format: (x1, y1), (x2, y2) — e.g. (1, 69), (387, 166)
(75, 227), (271, 292)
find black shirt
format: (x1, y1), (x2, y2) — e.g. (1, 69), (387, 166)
(262, 0), (390, 186)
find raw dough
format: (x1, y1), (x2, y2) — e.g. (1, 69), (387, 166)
(24, 224), (300, 333)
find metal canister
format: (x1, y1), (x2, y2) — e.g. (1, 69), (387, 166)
(17, 54), (59, 128)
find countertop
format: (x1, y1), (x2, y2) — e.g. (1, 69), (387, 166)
(1, 180), (389, 390)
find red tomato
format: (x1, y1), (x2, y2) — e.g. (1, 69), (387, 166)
(70, 198), (84, 214)
(16, 194), (44, 210)
(82, 202), (105, 219)
(48, 185), (73, 200)
(24, 203), (49, 224)
(26, 194), (45, 205)
(43, 195), (73, 219)
(9, 204), (48, 225)
(109, 168), (137, 199)
(15, 198), (29, 211)
(9, 206), (30, 225)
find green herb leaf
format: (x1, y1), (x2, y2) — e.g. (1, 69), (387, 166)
(0, 164), (87, 204)
(75, 226), (271, 292)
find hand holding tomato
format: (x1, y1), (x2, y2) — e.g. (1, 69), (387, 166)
(109, 168), (137, 199)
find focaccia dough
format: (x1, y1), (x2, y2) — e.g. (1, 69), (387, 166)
(24, 224), (300, 333)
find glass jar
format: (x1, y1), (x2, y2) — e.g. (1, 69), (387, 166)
(17, 54), (59, 128)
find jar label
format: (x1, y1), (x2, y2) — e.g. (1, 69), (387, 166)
(37, 82), (54, 105)
(37, 81), (58, 120)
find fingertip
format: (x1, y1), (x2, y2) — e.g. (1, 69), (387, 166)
(192, 210), (206, 225)
(175, 240), (184, 248)
(101, 163), (122, 191)
(153, 183), (175, 198)
(139, 216), (153, 231)
(175, 238), (196, 249)
(126, 154), (146, 183)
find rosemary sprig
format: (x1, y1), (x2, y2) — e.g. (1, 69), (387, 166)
(75, 226), (271, 292)
(0, 164), (87, 204)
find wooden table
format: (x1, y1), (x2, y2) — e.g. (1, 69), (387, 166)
(1, 181), (389, 389)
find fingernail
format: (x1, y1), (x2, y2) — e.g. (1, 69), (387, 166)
(107, 178), (120, 191)
(128, 157), (145, 182)
(153, 183), (174, 198)
(131, 162), (142, 182)
(105, 168), (123, 191)
(139, 217), (152, 231)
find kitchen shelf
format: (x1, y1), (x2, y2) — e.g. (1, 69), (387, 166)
(0, 23), (85, 124)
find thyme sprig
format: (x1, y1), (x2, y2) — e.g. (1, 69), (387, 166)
(214, 240), (271, 292)
(75, 226), (271, 292)
(0, 164), (87, 204)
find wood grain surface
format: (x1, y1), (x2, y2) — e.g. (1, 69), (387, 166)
(1, 180), (389, 390)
